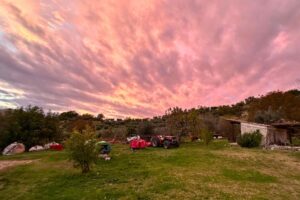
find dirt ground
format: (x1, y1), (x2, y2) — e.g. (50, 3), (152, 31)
(0, 160), (33, 171)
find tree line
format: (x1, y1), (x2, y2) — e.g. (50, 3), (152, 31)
(0, 89), (299, 151)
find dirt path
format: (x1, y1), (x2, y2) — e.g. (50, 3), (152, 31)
(0, 160), (34, 171)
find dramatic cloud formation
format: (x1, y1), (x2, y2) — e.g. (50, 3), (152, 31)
(0, 0), (299, 118)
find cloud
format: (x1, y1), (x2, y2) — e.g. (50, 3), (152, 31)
(0, 0), (300, 118)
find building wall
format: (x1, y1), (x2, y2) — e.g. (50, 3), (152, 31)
(267, 127), (289, 145)
(241, 122), (269, 145)
(241, 122), (290, 146)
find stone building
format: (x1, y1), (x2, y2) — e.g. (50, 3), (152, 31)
(223, 119), (300, 146)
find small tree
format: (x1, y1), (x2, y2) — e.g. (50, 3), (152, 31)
(66, 126), (98, 173)
(200, 128), (213, 145)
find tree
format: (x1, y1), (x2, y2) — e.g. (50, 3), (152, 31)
(217, 118), (234, 140)
(66, 126), (98, 173)
(200, 128), (213, 145)
(0, 106), (62, 151)
(137, 120), (154, 135)
(67, 119), (94, 133)
(247, 90), (300, 122)
(59, 111), (79, 121)
(96, 113), (105, 121)
(254, 107), (282, 124)
(81, 113), (95, 120)
(126, 125), (137, 136)
(165, 107), (188, 140)
(187, 109), (201, 137)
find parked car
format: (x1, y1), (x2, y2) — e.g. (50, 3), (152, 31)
(150, 135), (179, 149)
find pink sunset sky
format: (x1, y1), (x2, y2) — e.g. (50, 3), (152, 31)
(0, 0), (299, 118)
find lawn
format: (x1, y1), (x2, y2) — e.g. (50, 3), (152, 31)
(0, 140), (300, 200)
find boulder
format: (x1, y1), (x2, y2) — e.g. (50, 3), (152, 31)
(2, 142), (25, 155)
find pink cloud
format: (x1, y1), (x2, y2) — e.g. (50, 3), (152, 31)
(0, 0), (299, 118)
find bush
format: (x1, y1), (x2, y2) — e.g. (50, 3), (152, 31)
(66, 126), (98, 173)
(237, 130), (262, 148)
(200, 128), (213, 145)
(291, 137), (300, 146)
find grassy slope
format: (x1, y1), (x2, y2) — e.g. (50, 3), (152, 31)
(0, 141), (299, 200)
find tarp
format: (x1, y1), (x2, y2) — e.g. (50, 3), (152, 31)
(44, 142), (59, 149)
(29, 145), (44, 152)
(2, 142), (25, 155)
(96, 141), (111, 154)
(50, 143), (63, 151)
(97, 141), (109, 145)
(127, 135), (140, 143)
(130, 139), (150, 149)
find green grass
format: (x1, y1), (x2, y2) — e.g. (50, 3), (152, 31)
(0, 140), (300, 200)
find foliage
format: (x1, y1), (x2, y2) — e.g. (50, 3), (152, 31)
(217, 118), (237, 141)
(81, 113), (95, 120)
(165, 107), (188, 139)
(200, 128), (213, 145)
(291, 137), (300, 146)
(200, 113), (218, 133)
(65, 126), (98, 173)
(0, 106), (62, 151)
(59, 111), (79, 121)
(254, 107), (282, 124)
(111, 127), (127, 140)
(66, 119), (95, 133)
(96, 113), (105, 121)
(248, 90), (300, 122)
(126, 125), (137, 136)
(187, 109), (201, 137)
(237, 130), (262, 148)
(137, 120), (154, 135)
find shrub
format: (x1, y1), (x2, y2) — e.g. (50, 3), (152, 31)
(237, 130), (262, 148)
(66, 126), (98, 173)
(200, 128), (213, 145)
(291, 137), (300, 146)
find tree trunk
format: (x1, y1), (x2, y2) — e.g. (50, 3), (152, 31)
(81, 162), (90, 173)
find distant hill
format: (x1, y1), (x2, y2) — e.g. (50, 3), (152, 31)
(196, 89), (300, 124)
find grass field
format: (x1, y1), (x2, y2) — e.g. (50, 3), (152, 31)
(0, 141), (300, 200)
